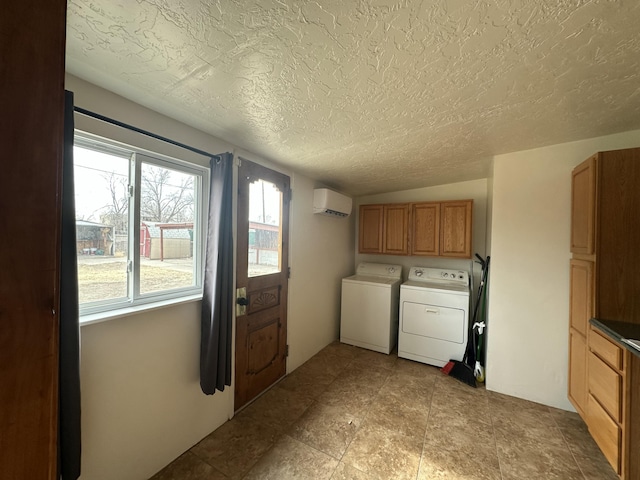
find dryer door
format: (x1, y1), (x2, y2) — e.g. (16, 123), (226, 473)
(401, 301), (466, 344)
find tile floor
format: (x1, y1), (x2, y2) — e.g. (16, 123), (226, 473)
(151, 342), (618, 480)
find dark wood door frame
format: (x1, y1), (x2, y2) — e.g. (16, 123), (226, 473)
(234, 159), (290, 410)
(0, 1), (67, 478)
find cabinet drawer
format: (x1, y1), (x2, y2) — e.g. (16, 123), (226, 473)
(587, 394), (621, 474)
(588, 351), (622, 422)
(590, 328), (623, 370)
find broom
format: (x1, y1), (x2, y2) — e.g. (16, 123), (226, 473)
(442, 254), (489, 387)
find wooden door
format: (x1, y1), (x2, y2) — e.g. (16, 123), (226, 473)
(410, 202), (440, 256)
(571, 155), (597, 255)
(383, 204), (409, 255)
(570, 259), (594, 337)
(569, 328), (588, 416)
(440, 200), (473, 258)
(235, 160), (290, 410)
(0, 1), (66, 478)
(358, 204), (383, 253)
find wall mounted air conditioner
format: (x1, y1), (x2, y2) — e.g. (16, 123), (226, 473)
(313, 188), (352, 217)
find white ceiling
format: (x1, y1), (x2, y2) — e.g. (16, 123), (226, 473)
(66, 0), (640, 196)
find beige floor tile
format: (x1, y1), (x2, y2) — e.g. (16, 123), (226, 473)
(392, 357), (440, 380)
(321, 341), (363, 360)
(288, 403), (361, 459)
(350, 348), (398, 369)
(278, 366), (336, 400)
(190, 415), (280, 479)
(363, 391), (430, 438)
(237, 385), (314, 434)
(418, 442), (501, 480)
(150, 451), (227, 480)
(300, 350), (354, 378)
(244, 435), (339, 480)
(334, 362), (392, 389)
(330, 461), (375, 480)
(573, 452), (619, 480)
(342, 423), (423, 480)
(318, 376), (380, 413)
(496, 440), (584, 480)
(156, 342), (610, 480)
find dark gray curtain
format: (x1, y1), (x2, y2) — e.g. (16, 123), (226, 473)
(59, 91), (81, 478)
(200, 153), (234, 395)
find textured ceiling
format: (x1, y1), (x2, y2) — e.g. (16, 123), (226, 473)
(66, 0), (640, 196)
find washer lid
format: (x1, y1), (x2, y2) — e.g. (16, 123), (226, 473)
(354, 262), (402, 280)
(343, 275), (401, 286)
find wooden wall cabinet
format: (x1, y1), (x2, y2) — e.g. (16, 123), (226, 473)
(440, 200), (473, 258)
(568, 148), (640, 479)
(570, 155), (596, 255)
(358, 204), (383, 253)
(410, 202), (440, 256)
(359, 199), (473, 258)
(382, 204), (409, 255)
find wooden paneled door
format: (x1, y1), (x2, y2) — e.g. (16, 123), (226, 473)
(235, 160), (290, 410)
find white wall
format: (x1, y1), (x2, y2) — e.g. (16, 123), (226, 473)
(287, 176), (355, 371)
(355, 178), (489, 281)
(487, 129), (640, 410)
(80, 302), (230, 479)
(67, 75), (353, 479)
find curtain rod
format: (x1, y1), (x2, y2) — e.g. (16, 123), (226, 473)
(73, 106), (218, 159)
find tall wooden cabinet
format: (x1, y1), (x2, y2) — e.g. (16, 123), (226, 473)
(568, 148), (640, 479)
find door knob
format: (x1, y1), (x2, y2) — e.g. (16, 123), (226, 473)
(236, 287), (248, 316)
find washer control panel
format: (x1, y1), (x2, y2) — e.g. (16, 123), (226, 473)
(408, 267), (469, 285)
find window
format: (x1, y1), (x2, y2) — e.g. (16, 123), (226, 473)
(73, 133), (208, 316)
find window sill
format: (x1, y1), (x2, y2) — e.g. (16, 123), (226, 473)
(79, 294), (203, 327)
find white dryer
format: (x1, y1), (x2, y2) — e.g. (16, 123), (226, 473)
(340, 262), (402, 354)
(399, 267), (470, 367)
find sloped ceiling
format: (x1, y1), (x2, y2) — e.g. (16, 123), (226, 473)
(66, 0), (640, 196)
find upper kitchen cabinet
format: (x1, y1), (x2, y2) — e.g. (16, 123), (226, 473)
(571, 155), (596, 255)
(358, 204), (384, 253)
(382, 204), (410, 255)
(410, 202), (440, 256)
(440, 200), (473, 258)
(359, 199), (473, 258)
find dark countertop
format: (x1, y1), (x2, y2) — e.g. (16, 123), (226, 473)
(590, 318), (640, 358)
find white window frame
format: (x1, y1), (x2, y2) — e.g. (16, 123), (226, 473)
(74, 131), (209, 319)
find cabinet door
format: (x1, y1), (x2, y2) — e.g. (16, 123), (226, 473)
(410, 202), (440, 256)
(570, 259), (594, 337)
(571, 155), (596, 255)
(383, 204), (409, 255)
(569, 328), (588, 416)
(358, 204), (383, 253)
(440, 200), (473, 258)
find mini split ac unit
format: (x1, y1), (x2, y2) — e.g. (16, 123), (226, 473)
(313, 188), (352, 217)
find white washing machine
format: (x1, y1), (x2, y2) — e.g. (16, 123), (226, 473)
(340, 262), (402, 354)
(398, 267), (470, 367)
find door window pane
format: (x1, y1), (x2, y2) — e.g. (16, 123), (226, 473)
(248, 179), (282, 277)
(74, 145), (130, 304)
(139, 162), (196, 294)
